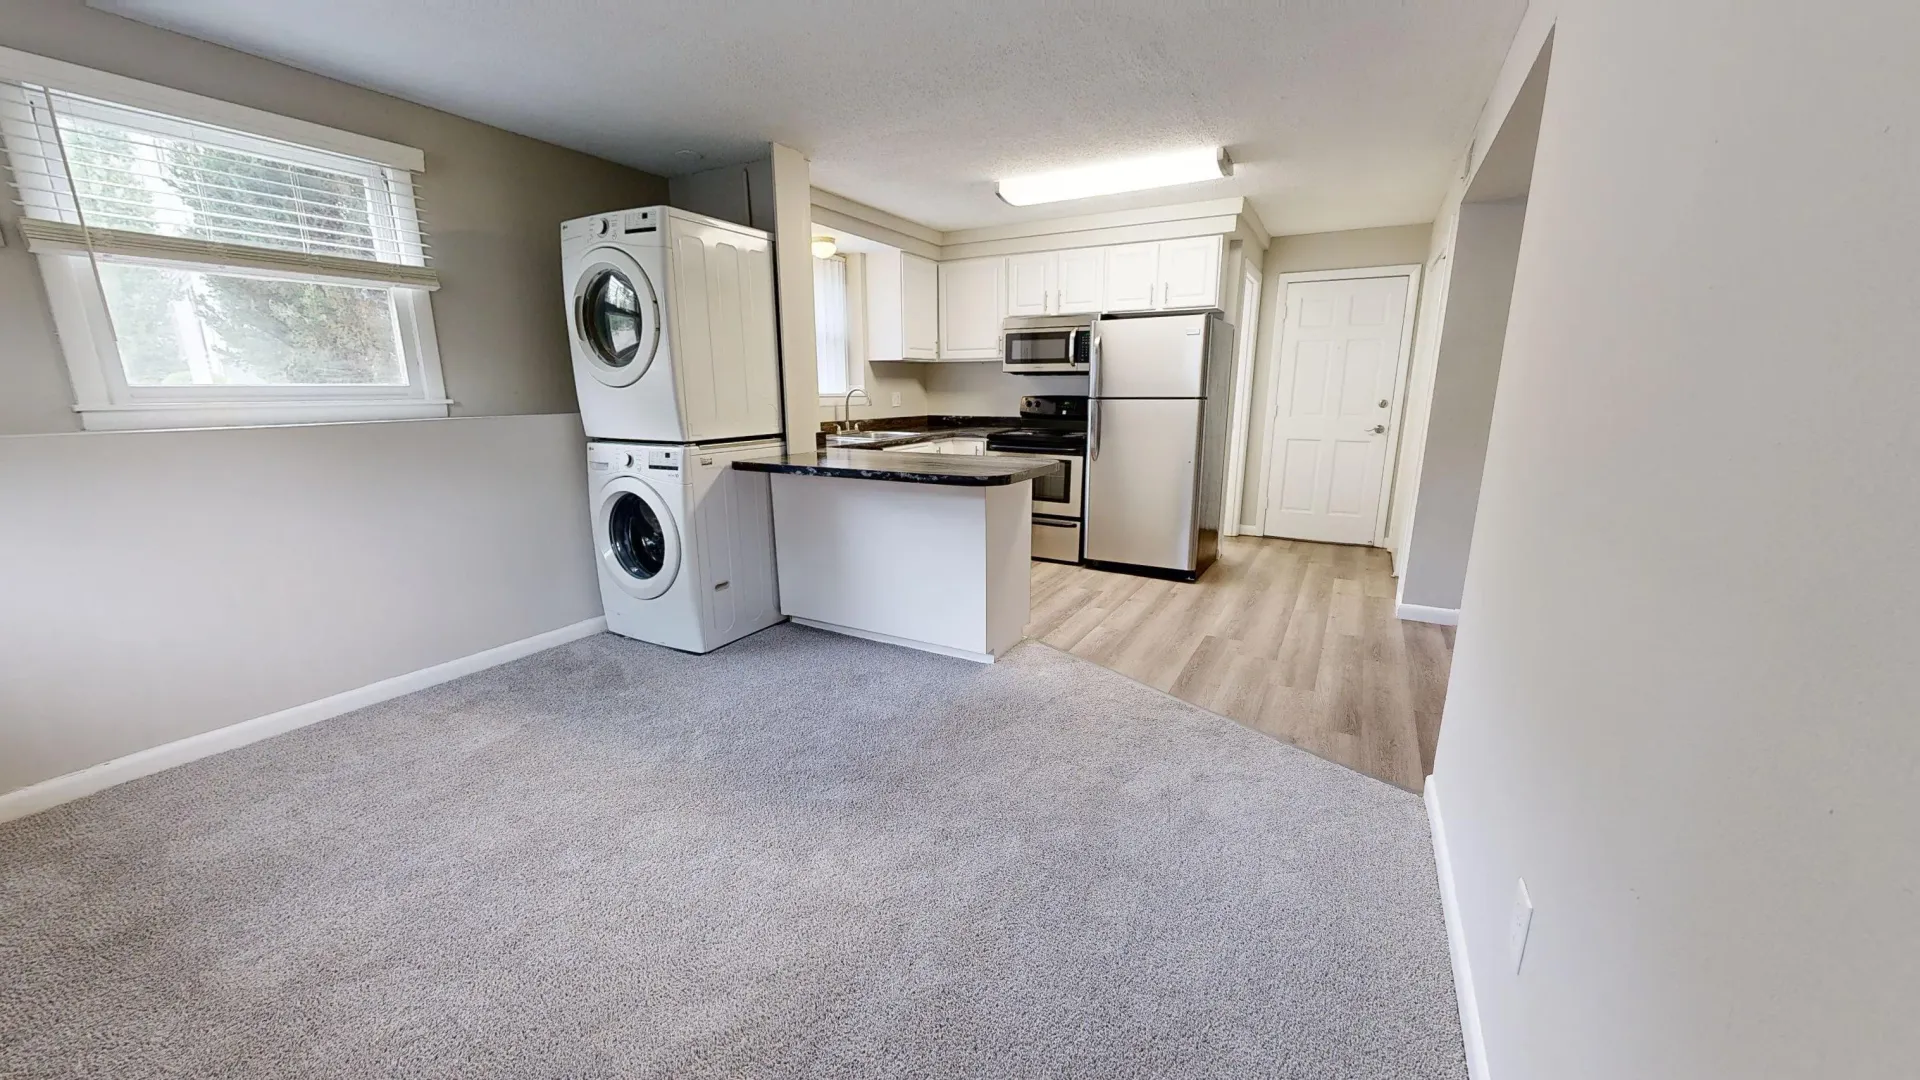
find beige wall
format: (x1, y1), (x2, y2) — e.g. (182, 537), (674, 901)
(1266, 224), (1434, 275)
(0, 0), (667, 434)
(1436, 1), (1919, 1076)
(1238, 224), (1433, 526)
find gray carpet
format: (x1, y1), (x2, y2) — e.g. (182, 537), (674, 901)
(0, 625), (1464, 1079)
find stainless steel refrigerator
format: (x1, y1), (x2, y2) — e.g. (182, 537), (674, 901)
(1083, 310), (1235, 581)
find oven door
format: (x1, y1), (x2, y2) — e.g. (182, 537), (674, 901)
(989, 450), (1082, 518)
(1002, 328), (1089, 373)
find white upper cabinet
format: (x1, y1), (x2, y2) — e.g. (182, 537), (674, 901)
(865, 248), (940, 361)
(869, 233), (1225, 362)
(1056, 247), (1106, 313)
(902, 252), (940, 359)
(1103, 243), (1161, 311)
(1005, 252), (1056, 318)
(1157, 235), (1223, 309)
(938, 257), (1004, 360)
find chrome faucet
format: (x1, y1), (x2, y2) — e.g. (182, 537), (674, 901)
(839, 387), (871, 431)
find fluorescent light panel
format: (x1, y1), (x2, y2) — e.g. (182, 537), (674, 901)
(997, 147), (1232, 207)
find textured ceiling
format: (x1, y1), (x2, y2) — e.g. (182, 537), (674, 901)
(95, 0), (1528, 236)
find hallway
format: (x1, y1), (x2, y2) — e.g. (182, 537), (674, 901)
(1026, 536), (1454, 791)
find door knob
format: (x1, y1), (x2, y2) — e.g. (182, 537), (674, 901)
(1368, 424), (1386, 435)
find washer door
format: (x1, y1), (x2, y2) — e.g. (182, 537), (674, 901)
(593, 477), (681, 600)
(571, 247), (662, 388)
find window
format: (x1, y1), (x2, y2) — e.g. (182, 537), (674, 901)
(0, 55), (443, 430)
(813, 253), (856, 398)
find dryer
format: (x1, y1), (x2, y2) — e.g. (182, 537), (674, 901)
(587, 438), (784, 653)
(564, 207), (782, 444)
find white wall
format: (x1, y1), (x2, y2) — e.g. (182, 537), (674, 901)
(0, 414), (601, 794)
(1238, 225), (1433, 527)
(922, 365), (1087, 418)
(1396, 199), (1526, 611)
(1435, 2), (1919, 1077)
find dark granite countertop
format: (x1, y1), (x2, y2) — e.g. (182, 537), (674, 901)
(818, 425), (1019, 450)
(732, 448), (1064, 487)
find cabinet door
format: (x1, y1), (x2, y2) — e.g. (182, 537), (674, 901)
(901, 252), (940, 359)
(938, 257), (1005, 360)
(1103, 242), (1161, 311)
(1005, 252), (1056, 317)
(1056, 247), (1106, 313)
(1158, 235), (1223, 309)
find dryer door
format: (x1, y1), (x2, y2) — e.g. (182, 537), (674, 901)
(571, 247), (662, 388)
(593, 476), (682, 600)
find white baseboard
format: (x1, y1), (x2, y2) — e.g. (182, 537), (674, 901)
(1398, 602), (1461, 626)
(0, 616), (608, 825)
(1426, 774), (1491, 1080)
(791, 617), (998, 664)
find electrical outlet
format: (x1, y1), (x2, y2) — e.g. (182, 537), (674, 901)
(890, 391), (902, 407)
(1509, 879), (1534, 974)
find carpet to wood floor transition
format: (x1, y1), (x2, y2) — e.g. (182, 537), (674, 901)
(0, 624), (1465, 1079)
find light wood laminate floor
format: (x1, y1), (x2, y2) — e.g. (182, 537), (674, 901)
(1025, 536), (1454, 792)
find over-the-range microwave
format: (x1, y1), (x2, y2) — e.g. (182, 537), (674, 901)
(1002, 314), (1094, 374)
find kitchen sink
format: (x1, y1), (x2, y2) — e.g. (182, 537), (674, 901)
(827, 431), (921, 445)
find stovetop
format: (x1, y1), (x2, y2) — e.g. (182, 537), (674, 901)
(987, 427), (1086, 453)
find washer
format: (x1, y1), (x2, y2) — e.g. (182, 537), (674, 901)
(587, 438), (785, 653)
(563, 206), (782, 444)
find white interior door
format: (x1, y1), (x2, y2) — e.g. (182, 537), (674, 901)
(1259, 275), (1411, 544)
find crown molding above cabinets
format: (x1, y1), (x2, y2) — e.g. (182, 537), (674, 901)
(809, 191), (1270, 263)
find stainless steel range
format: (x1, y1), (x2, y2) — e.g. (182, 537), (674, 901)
(986, 395), (1087, 564)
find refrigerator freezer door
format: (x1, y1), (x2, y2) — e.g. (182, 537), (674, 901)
(1091, 312), (1211, 399)
(1083, 397), (1203, 571)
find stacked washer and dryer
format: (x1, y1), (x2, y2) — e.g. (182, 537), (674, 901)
(565, 206), (786, 653)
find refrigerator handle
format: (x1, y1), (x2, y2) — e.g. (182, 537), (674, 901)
(1088, 328), (1102, 398)
(1089, 399), (1100, 461)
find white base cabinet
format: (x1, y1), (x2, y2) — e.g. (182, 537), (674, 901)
(770, 474), (1032, 662)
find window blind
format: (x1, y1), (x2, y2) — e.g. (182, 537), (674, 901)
(813, 254), (851, 395)
(0, 79), (438, 290)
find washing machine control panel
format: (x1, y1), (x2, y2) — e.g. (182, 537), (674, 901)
(643, 448), (680, 474)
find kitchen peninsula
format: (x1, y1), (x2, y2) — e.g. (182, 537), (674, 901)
(733, 449), (1062, 662)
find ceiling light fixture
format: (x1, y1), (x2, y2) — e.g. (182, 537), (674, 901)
(811, 236), (838, 259)
(996, 147), (1234, 207)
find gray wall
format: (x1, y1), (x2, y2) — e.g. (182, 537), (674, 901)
(1437, 1), (1920, 1075)
(1239, 224), (1433, 527)
(0, 2), (666, 798)
(0, 415), (602, 793)
(1397, 199), (1526, 610)
(0, 0), (668, 433)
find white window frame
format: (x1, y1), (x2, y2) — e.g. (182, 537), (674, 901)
(813, 252), (859, 402)
(0, 47), (447, 431)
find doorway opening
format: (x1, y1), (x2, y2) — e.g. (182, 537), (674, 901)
(1388, 33), (1552, 625)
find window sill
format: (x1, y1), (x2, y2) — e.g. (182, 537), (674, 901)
(75, 399), (453, 432)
